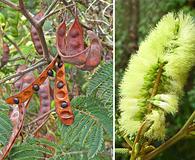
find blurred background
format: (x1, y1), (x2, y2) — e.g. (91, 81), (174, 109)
(115, 0), (195, 159)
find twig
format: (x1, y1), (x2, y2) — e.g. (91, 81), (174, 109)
(144, 111), (195, 160)
(44, 0), (58, 16)
(61, 0), (92, 30)
(3, 34), (26, 61)
(18, 0), (37, 27)
(40, 4), (75, 23)
(123, 136), (133, 149)
(0, 61), (47, 84)
(39, 0), (59, 26)
(18, 0), (51, 62)
(0, 0), (20, 11)
(24, 108), (55, 127)
(32, 116), (50, 135)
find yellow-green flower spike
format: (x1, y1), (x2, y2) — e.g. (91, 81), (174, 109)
(119, 12), (195, 140)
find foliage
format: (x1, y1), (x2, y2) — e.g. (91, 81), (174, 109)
(0, 0), (113, 159)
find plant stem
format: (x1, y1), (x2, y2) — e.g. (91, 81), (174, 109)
(148, 63), (164, 111)
(144, 111), (195, 160)
(0, 0), (20, 11)
(124, 136), (133, 149)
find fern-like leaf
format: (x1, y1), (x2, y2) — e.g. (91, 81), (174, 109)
(87, 124), (104, 159)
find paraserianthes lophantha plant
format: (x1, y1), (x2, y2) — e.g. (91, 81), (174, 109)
(119, 12), (195, 140)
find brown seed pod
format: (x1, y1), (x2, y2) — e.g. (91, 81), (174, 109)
(56, 16), (87, 65)
(14, 65), (35, 90)
(77, 30), (102, 71)
(30, 11), (44, 55)
(38, 78), (51, 115)
(56, 16), (102, 70)
(0, 99), (31, 160)
(0, 42), (10, 68)
(54, 63), (74, 125)
(6, 57), (57, 105)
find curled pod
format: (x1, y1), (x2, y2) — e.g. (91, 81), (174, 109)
(30, 11), (44, 55)
(6, 57), (57, 105)
(76, 30), (102, 71)
(0, 42), (10, 68)
(38, 78), (51, 115)
(54, 63), (74, 125)
(56, 16), (87, 65)
(0, 99), (31, 160)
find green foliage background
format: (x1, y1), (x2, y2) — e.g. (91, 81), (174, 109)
(116, 0), (195, 159)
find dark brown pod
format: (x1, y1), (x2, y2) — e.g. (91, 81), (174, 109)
(6, 57), (57, 105)
(30, 11), (44, 55)
(0, 43), (10, 68)
(54, 64), (74, 125)
(77, 31), (102, 71)
(38, 78), (51, 115)
(56, 16), (87, 65)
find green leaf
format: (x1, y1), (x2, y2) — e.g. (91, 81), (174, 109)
(87, 124), (104, 159)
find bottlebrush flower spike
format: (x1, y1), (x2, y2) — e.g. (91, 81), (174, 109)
(119, 13), (195, 140)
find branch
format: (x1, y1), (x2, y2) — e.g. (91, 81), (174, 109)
(144, 111), (195, 160)
(0, 0), (20, 11)
(39, 4), (75, 24)
(0, 61), (47, 84)
(39, 0), (58, 26)
(18, 0), (37, 27)
(18, 0), (51, 62)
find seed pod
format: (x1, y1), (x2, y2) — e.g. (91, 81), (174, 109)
(38, 78), (51, 115)
(76, 30), (102, 71)
(0, 99), (31, 160)
(6, 57), (57, 105)
(56, 16), (102, 70)
(0, 42), (10, 68)
(15, 65), (35, 91)
(56, 16), (87, 65)
(30, 11), (44, 55)
(54, 63), (74, 125)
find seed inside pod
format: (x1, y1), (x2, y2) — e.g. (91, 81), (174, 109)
(47, 69), (54, 76)
(58, 62), (63, 68)
(33, 84), (40, 91)
(61, 101), (68, 108)
(57, 81), (64, 89)
(13, 98), (19, 104)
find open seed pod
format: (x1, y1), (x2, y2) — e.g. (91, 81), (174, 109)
(0, 42), (10, 68)
(76, 30), (102, 71)
(6, 57), (57, 105)
(54, 61), (74, 125)
(56, 16), (87, 65)
(30, 11), (44, 55)
(0, 99), (31, 160)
